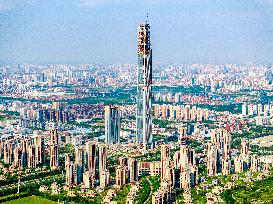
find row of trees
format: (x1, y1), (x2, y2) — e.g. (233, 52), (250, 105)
(0, 169), (61, 187)
(136, 178), (151, 204)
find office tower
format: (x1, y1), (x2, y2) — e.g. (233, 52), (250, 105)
(50, 128), (59, 169)
(98, 144), (107, 173)
(128, 158), (138, 182)
(105, 105), (121, 144)
(136, 22), (153, 148)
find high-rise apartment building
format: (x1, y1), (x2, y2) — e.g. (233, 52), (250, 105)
(27, 145), (36, 168)
(34, 134), (44, 165)
(75, 147), (84, 183)
(116, 165), (127, 186)
(160, 145), (170, 181)
(85, 141), (96, 183)
(65, 154), (77, 187)
(241, 138), (250, 170)
(50, 128), (59, 169)
(98, 144), (107, 173)
(128, 158), (138, 182)
(100, 170), (110, 189)
(105, 105), (120, 144)
(136, 22), (153, 148)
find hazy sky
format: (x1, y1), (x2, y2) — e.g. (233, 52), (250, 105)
(0, 0), (272, 64)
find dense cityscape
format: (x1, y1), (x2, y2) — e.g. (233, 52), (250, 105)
(0, 18), (273, 204)
(1, 0), (273, 202)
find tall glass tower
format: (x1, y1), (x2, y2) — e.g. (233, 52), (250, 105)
(105, 105), (120, 144)
(136, 22), (153, 148)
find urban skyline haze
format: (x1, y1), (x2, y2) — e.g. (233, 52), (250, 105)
(0, 0), (272, 64)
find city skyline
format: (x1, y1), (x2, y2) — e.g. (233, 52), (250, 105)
(1, 2), (273, 203)
(0, 0), (273, 64)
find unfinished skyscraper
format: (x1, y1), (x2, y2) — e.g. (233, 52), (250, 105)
(136, 22), (153, 149)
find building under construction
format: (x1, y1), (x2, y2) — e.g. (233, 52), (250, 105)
(136, 22), (153, 149)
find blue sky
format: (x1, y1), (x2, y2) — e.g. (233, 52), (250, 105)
(0, 0), (272, 64)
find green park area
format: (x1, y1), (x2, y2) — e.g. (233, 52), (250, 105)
(189, 170), (273, 204)
(2, 196), (56, 204)
(222, 175), (273, 203)
(0, 111), (19, 122)
(152, 85), (206, 94)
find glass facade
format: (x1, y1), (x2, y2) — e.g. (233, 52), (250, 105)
(136, 23), (153, 148)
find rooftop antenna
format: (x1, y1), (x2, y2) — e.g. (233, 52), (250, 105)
(146, 12), (148, 23)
